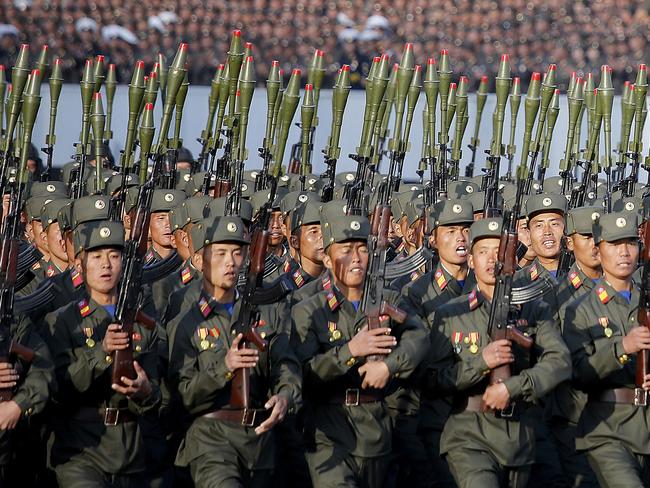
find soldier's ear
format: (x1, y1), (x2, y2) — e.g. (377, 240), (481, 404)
(289, 234), (300, 251)
(193, 251), (203, 273)
(74, 254), (83, 276)
(566, 235), (575, 252)
(467, 253), (475, 270)
(322, 251), (333, 271)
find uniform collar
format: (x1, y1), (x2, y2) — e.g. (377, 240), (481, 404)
(196, 289), (240, 319)
(77, 296), (113, 322)
(70, 266), (84, 288)
(434, 263), (466, 293)
(467, 286), (485, 311)
(528, 258), (555, 282)
(594, 278), (638, 306)
(567, 263), (599, 291)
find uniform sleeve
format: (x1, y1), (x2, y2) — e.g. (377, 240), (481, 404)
(11, 318), (55, 416)
(45, 310), (113, 397)
(383, 295), (429, 378)
(503, 305), (571, 401)
(126, 324), (162, 415)
(292, 301), (357, 383)
(170, 320), (232, 415)
(562, 300), (627, 388)
(424, 310), (492, 393)
(269, 333), (302, 413)
(402, 276), (427, 317)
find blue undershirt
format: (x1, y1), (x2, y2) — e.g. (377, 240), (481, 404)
(103, 304), (116, 318)
(351, 300), (360, 311)
(619, 290), (632, 303)
(457, 280), (465, 289)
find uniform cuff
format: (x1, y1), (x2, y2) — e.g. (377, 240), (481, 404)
(503, 376), (523, 400)
(80, 345), (114, 372)
(337, 343), (357, 369)
(613, 339), (631, 366)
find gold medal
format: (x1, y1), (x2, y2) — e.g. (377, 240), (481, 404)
(135, 345), (142, 352)
(469, 344), (479, 354)
(86, 338), (95, 348)
(604, 327), (613, 338)
(200, 339), (210, 350)
(332, 330), (342, 340)
(463, 337), (470, 344)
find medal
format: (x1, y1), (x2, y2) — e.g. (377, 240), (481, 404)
(86, 338), (95, 348)
(604, 327), (613, 338)
(332, 330), (342, 340)
(200, 339), (210, 350)
(469, 332), (479, 354)
(469, 344), (479, 354)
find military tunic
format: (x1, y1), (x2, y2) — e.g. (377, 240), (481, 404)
(563, 279), (650, 487)
(293, 284), (428, 486)
(168, 290), (302, 488)
(45, 298), (161, 485)
(150, 259), (199, 318)
(426, 287), (570, 487)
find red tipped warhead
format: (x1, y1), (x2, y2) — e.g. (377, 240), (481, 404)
(480, 75), (488, 83)
(292, 68), (301, 76)
(144, 75), (149, 82)
(136, 60), (145, 69)
(85, 59), (93, 68)
(0, 65), (4, 71)
(460, 75), (468, 82)
(531, 72), (541, 81)
(500, 53), (509, 62)
(405, 43), (413, 51)
(640, 64), (647, 70)
(341, 65), (350, 71)
(577, 77), (584, 84)
(393, 63), (399, 72)
(316, 50), (324, 57)
(271, 60), (279, 67)
(373, 56), (381, 63)
(513, 77), (520, 84)
(554, 89), (560, 94)
(31, 68), (40, 77)
(144, 103), (153, 111)
(607, 66), (613, 73)
(54, 59), (61, 66)
(631, 84), (636, 90)
(415, 65), (422, 72)
(450, 82), (457, 89)
(233, 30), (241, 37)
(109, 63), (115, 70)
(218, 64), (225, 70)
(624, 81), (630, 87)
(179, 42), (188, 51)
(305, 83), (313, 91)
(245, 42), (253, 49)
(246, 56), (253, 62)
(279, 69), (285, 76)
(236, 90), (240, 96)
(96, 55), (105, 62)
(20, 44), (28, 50)
(381, 53), (389, 61)
(427, 58), (436, 65)
(440, 49), (449, 55)
(153, 62), (160, 70)
(548, 64), (557, 71)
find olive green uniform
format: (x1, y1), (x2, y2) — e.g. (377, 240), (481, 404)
(168, 290), (302, 488)
(293, 285), (428, 487)
(44, 298), (162, 487)
(427, 286), (571, 488)
(563, 279), (650, 487)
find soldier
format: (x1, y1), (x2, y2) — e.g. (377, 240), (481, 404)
(293, 213), (428, 487)
(45, 220), (161, 487)
(285, 200), (325, 297)
(427, 217), (571, 487)
(563, 212), (650, 487)
(146, 189), (186, 264)
(546, 206), (602, 487)
(39, 198), (71, 277)
(168, 215), (302, 487)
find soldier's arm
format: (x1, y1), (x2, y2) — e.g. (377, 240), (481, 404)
(383, 295), (429, 378)
(126, 325), (162, 415)
(402, 275), (427, 317)
(269, 332), (302, 414)
(563, 300), (628, 388)
(293, 301), (358, 383)
(11, 317), (55, 417)
(503, 306), (571, 402)
(45, 310), (113, 397)
(171, 321), (231, 414)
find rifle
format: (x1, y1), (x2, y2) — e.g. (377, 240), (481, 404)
(636, 216), (650, 406)
(484, 169), (535, 415)
(466, 75), (488, 177)
(298, 84), (315, 190)
(560, 77), (585, 195)
(320, 65), (351, 202)
(482, 55), (512, 217)
(0, 69), (42, 401)
(537, 89), (560, 192)
(504, 77), (521, 182)
(255, 61), (282, 193)
(197, 65), (223, 175)
(436, 50), (453, 201)
(90, 93), (106, 194)
(444, 82), (457, 183)
(206, 63), (231, 197)
(103, 64), (117, 144)
(112, 101), (158, 385)
(421, 58), (439, 205)
(71, 59), (95, 199)
(41, 58), (62, 181)
(371, 61), (397, 175)
(598, 66), (615, 213)
(450, 76), (469, 181)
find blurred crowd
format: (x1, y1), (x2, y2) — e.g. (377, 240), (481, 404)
(0, 0), (647, 90)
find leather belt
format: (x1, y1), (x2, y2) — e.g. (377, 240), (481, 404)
(74, 406), (137, 426)
(590, 388), (648, 407)
(328, 388), (383, 406)
(202, 408), (271, 427)
(452, 394), (521, 419)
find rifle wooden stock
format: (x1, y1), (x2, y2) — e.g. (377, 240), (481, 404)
(380, 302), (407, 324)
(213, 180), (231, 198)
(506, 326), (533, 349)
(636, 220), (650, 388)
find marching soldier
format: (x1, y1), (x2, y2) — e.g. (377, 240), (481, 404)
(168, 216), (302, 487)
(146, 189), (186, 264)
(563, 212), (650, 487)
(427, 217), (571, 487)
(293, 213), (428, 487)
(45, 220), (161, 487)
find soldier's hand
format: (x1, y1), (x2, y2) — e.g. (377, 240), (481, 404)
(0, 400), (22, 430)
(348, 325), (396, 358)
(102, 324), (130, 354)
(642, 373), (650, 391)
(358, 361), (391, 389)
(225, 333), (259, 372)
(481, 340), (514, 369)
(482, 382), (511, 411)
(622, 327), (650, 355)
(0, 362), (19, 389)
(112, 361), (152, 401)
(255, 394), (288, 436)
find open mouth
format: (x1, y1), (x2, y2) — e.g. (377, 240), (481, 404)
(455, 245), (467, 257)
(542, 239), (556, 249)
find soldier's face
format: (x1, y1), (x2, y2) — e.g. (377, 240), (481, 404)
(298, 224), (324, 263)
(172, 229), (191, 261)
(78, 247), (122, 295)
(32, 219), (49, 252)
(45, 223), (68, 263)
(597, 238), (638, 281)
(324, 241), (369, 289)
(567, 233), (600, 271)
(269, 211), (284, 246)
(468, 238), (500, 287)
(203, 243), (245, 291)
(528, 212), (564, 259)
(433, 225), (470, 266)
(149, 212), (173, 248)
